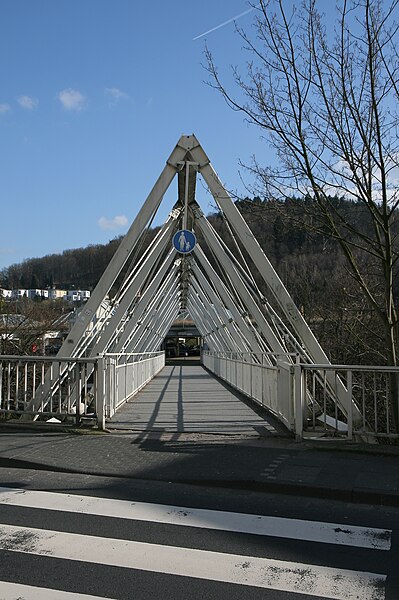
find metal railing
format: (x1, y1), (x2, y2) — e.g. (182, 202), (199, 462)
(0, 355), (99, 425)
(103, 351), (165, 419)
(294, 363), (399, 441)
(0, 351), (165, 429)
(203, 351), (399, 442)
(202, 351), (293, 430)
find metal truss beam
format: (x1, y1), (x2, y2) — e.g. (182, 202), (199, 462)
(187, 136), (359, 418)
(194, 142), (327, 358)
(187, 288), (230, 351)
(114, 251), (178, 352)
(188, 278), (237, 351)
(192, 204), (287, 358)
(123, 272), (179, 353)
(187, 299), (221, 352)
(56, 137), (196, 360)
(192, 246), (266, 356)
(136, 284), (180, 352)
(25, 133), (359, 432)
(87, 214), (180, 357)
(141, 297), (180, 352)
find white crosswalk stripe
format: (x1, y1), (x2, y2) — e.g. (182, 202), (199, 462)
(0, 487), (390, 549)
(0, 487), (391, 600)
(0, 522), (386, 600)
(0, 581), (109, 599)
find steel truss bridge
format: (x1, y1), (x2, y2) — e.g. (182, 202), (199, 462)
(2, 135), (398, 442)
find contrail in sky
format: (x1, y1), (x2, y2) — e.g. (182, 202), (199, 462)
(193, 7), (256, 40)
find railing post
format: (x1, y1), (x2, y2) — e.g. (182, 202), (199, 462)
(110, 357), (117, 416)
(294, 355), (304, 441)
(250, 354), (253, 399)
(96, 356), (105, 430)
(347, 369), (353, 440)
(260, 354), (263, 406)
(75, 362), (81, 427)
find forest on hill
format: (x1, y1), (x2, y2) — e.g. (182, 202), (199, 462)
(0, 197), (366, 292)
(0, 197), (396, 365)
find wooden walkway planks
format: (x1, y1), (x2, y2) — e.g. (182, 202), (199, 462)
(107, 365), (287, 435)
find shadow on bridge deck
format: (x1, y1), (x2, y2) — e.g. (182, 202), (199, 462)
(107, 364), (290, 438)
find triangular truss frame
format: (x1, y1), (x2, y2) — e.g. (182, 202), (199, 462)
(31, 134), (361, 427)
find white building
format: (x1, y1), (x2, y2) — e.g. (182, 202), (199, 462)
(27, 289), (42, 299)
(6, 288), (90, 302)
(48, 289), (67, 300)
(11, 289), (28, 299)
(66, 290), (91, 302)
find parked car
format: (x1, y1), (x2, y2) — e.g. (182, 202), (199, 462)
(188, 345), (200, 356)
(45, 343), (62, 355)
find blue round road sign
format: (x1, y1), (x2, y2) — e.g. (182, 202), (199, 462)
(173, 230), (197, 254)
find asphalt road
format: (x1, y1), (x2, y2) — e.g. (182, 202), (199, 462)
(0, 468), (397, 600)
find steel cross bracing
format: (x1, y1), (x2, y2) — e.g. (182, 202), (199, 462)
(25, 134), (361, 428)
(116, 258), (178, 352)
(190, 264), (252, 355)
(192, 249), (265, 355)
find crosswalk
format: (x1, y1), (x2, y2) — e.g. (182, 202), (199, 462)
(0, 486), (391, 600)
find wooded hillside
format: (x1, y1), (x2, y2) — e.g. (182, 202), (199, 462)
(1, 197), (396, 364)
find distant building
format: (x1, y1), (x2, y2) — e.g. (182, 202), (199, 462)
(66, 290), (91, 302)
(48, 289), (68, 300)
(11, 289), (28, 299)
(27, 289), (44, 299)
(4, 288), (90, 302)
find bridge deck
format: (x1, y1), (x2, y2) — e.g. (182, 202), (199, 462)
(108, 364), (288, 436)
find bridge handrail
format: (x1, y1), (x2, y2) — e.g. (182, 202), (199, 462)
(0, 351), (166, 428)
(202, 350), (399, 441)
(202, 350), (291, 428)
(0, 354), (98, 364)
(298, 363), (399, 373)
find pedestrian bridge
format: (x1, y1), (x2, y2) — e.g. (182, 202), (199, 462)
(1, 135), (397, 442)
(107, 362), (287, 436)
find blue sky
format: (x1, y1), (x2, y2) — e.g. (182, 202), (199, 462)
(0, 1), (273, 271)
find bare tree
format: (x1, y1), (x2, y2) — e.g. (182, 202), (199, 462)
(0, 298), (69, 355)
(206, 0), (399, 426)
